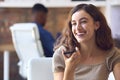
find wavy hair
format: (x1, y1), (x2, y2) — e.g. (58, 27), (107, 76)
(54, 4), (114, 51)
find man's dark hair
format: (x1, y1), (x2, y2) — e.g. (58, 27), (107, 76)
(32, 3), (48, 13)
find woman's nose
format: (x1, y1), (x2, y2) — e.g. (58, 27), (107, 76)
(76, 23), (82, 30)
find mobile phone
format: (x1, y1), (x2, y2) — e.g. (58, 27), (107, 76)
(64, 49), (76, 54)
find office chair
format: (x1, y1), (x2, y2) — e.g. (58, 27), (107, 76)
(27, 58), (53, 80)
(10, 23), (44, 78)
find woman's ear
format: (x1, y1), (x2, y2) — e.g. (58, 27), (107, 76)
(95, 21), (100, 30)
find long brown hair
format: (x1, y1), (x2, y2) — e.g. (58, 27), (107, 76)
(54, 4), (114, 51)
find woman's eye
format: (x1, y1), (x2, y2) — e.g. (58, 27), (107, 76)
(80, 20), (87, 24)
(71, 23), (76, 26)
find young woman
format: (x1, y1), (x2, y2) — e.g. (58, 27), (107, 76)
(52, 4), (120, 80)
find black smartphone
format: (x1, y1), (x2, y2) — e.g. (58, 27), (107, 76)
(64, 49), (76, 54)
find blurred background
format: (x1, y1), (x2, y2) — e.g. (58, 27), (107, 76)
(0, 0), (120, 80)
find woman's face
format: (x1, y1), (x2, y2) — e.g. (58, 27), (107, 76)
(71, 10), (99, 43)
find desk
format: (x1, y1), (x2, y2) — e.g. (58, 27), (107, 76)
(0, 44), (15, 51)
(0, 44), (15, 80)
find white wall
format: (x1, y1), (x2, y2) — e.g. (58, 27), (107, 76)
(110, 6), (120, 38)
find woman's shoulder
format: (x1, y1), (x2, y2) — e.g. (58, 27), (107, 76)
(106, 47), (120, 71)
(53, 46), (66, 58)
(52, 46), (66, 72)
(107, 47), (120, 58)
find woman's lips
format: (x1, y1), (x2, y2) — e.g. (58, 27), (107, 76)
(76, 32), (86, 37)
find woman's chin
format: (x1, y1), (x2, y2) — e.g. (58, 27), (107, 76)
(77, 39), (85, 43)
(77, 38), (87, 43)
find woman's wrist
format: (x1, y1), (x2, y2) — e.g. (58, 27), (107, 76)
(63, 67), (75, 80)
(65, 66), (76, 72)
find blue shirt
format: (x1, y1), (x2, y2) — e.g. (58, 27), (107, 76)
(35, 22), (55, 57)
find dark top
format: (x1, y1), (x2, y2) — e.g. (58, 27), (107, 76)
(35, 22), (55, 57)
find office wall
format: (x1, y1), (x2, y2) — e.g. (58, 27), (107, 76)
(0, 7), (71, 45)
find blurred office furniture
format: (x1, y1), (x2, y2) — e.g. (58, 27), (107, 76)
(10, 23), (44, 78)
(110, 6), (120, 48)
(27, 58), (53, 80)
(108, 72), (115, 80)
(0, 44), (15, 80)
(4, 50), (10, 80)
(114, 37), (120, 48)
(110, 6), (120, 39)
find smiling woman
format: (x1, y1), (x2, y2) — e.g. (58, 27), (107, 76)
(52, 4), (120, 80)
(71, 10), (99, 43)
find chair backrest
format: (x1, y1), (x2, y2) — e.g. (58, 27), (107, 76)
(10, 23), (44, 78)
(108, 72), (115, 80)
(27, 58), (53, 80)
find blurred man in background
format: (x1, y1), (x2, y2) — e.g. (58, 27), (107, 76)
(32, 3), (55, 57)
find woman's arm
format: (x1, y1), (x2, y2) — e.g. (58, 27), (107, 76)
(113, 63), (120, 80)
(53, 66), (75, 80)
(53, 62), (76, 80)
(53, 47), (80, 80)
(54, 72), (64, 80)
(54, 48), (80, 80)
(63, 67), (75, 80)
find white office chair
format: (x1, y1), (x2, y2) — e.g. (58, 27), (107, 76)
(10, 23), (44, 78)
(108, 72), (115, 80)
(27, 58), (53, 80)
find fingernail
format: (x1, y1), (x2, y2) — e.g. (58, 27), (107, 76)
(75, 47), (79, 51)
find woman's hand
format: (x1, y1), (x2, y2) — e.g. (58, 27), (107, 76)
(62, 47), (81, 71)
(62, 47), (81, 80)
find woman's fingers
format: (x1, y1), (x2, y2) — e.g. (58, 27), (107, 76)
(62, 50), (67, 60)
(70, 52), (78, 61)
(62, 47), (81, 70)
(69, 49), (79, 61)
(62, 47), (81, 61)
(75, 47), (81, 55)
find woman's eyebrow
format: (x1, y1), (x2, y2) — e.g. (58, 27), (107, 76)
(79, 17), (88, 21)
(71, 17), (88, 23)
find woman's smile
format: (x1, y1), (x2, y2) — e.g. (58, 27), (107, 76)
(75, 31), (86, 38)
